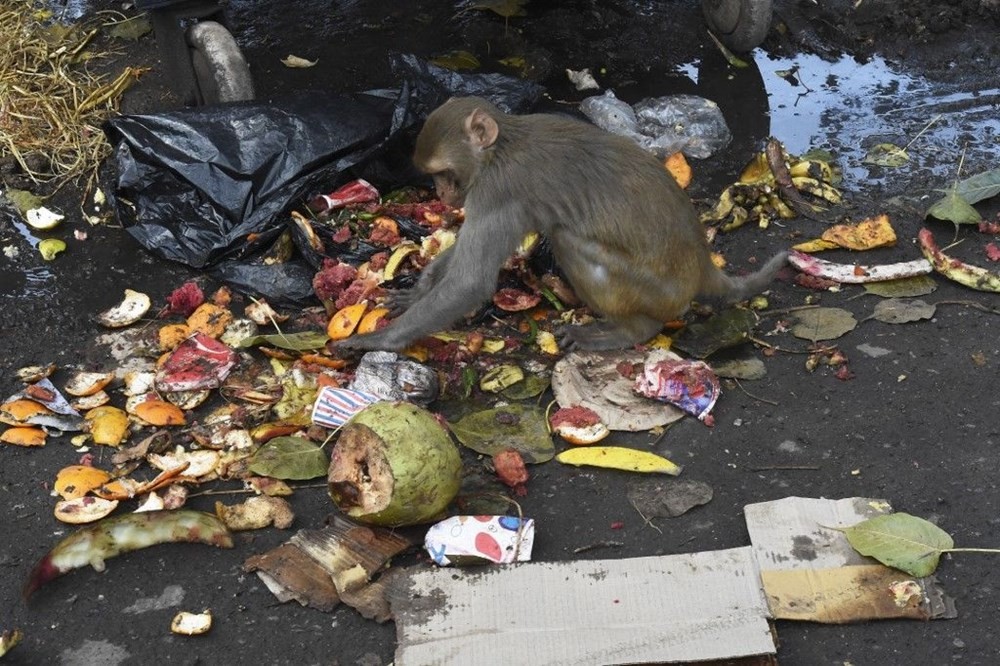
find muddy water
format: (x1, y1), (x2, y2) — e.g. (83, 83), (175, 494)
(754, 52), (1000, 185)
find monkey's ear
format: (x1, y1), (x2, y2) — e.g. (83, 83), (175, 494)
(464, 108), (499, 150)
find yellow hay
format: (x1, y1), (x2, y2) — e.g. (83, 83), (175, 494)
(0, 2), (143, 188)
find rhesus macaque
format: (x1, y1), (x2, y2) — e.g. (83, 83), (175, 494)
(341, 96), (787, 352)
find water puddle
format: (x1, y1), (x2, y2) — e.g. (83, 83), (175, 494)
(754, 51), (1000, 185)
(2, 211), (57, 299)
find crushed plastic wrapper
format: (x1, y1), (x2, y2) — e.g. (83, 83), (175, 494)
(311, 386), (381, 429)
(633, 359), (720, 426)
(155, 332), (239, 392)
(424, 515), (535, 566)
(580, 90), (732, 159)
(349, 351), (439, 406)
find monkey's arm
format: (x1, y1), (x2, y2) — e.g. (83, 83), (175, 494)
(340, 211), (525, 351)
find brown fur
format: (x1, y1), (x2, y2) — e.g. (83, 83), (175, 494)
(341, 96), (787, 351)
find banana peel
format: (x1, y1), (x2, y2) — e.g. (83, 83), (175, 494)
(24, 510), (232, 598)
(788, 250), (932, 284)
(556, 446), (682, 476)
(793, 214), (897, 253)
(704, 139), (841, 231)
(919, 228), (1000, 292)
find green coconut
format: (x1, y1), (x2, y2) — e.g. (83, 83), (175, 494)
(328, 401), (462, 527)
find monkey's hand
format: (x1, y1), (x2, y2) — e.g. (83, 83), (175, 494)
(557, 315), (663, 351)
(384, 288), (418, 317)
(382, 247), (455, 317)
(334, 326), (409, 352)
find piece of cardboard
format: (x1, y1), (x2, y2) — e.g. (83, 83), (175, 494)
(389, 546), (775, 666)
(744, 496), (955, 623)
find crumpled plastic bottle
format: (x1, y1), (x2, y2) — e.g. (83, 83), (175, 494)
(580, 90), (732, 159)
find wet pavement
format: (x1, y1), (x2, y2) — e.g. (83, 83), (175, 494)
(2, 0), (1000, 664)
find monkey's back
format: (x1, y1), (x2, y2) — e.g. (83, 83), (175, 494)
(495, 112), (718, 320)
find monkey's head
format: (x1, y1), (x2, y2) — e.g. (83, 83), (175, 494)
(413, 97), (502, 208)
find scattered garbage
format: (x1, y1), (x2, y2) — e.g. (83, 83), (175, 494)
(549, 405), (610, 445)
(25, 206), (64, 231)
(424, 515), (535, 566)
(350, 351), (439, 405)
(449, 404), (554, 463)
(919, 227), (1000, 292)
(170, 610), (213, 636)
(580, 90), (732, 159)
(793, 213), (897, 253)
(789, 251), (933, 284)
(626, 478), (713, 518)
(9, 39), (996, 665)
(311, 386), (381, 429)
(565, 67), (599, 91)
(633, 358), (720, 426)
(244, 516), (411, 617)
(551, 350), (686, 432)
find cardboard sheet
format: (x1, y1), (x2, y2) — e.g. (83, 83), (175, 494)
(390, 546), (775, 666)
(744, 496), (955, 623)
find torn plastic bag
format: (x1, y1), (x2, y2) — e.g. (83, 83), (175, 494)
(391, 52), (545, 117)
(104, 87), (414, 268)
(212, 260), (317, 307)
(580, 90), (731, 159)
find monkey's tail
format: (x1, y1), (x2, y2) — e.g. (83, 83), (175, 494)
(700, 250), (789, 305)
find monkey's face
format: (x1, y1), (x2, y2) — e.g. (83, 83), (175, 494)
(413, 97), (501, 209)
(428, 171), (465, 208)
(414, 127), (472, 208)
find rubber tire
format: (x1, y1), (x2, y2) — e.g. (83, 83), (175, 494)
(186, 21), (255, 104)
(702, 0), (773, 52)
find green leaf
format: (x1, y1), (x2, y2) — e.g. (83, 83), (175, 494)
(926, 189), (981, 226)
(955, 168), (1000, 205)
(429, 50), (481, 71)
(843, 513), (954, 577)
(863, 275), (938, 298)
(108, 16), (152, 41)
(237, 331), (329, 351)
(791, 307), (857, 341)
(459, 366), (478, 400)
(673, 308), (758, 358)
(871, 298), (936, 324)
(249, 436), (328, 480)
(501, 373), (550, 400)
(863, 143), (909, 168)
(449, 404), (553, 463)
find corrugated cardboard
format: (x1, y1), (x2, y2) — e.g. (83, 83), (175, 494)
(389, 546), (776, 666)
(744, 496), (955, 623)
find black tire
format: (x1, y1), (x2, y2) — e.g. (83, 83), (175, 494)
(186, 20), (255, 104)
(702, 0), (773, 52)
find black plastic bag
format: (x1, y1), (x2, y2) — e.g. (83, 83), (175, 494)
(105, 87), (413, 269)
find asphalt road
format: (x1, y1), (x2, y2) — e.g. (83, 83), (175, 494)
(2, 1), (999, 664)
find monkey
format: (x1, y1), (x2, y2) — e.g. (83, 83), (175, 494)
(339, 96), (787, 352)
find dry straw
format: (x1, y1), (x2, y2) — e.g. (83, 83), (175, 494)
(0, 2), (143, 191)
